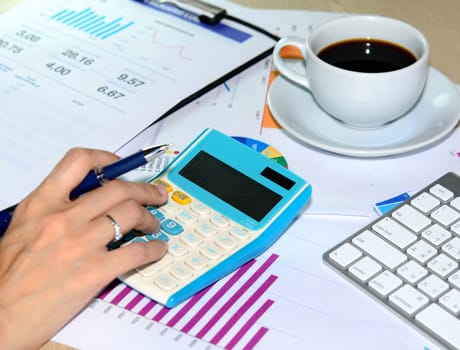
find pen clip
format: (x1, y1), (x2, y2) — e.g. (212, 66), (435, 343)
(153, 0), (226, 24)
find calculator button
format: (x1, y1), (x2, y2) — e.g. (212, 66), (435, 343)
(168, 240), (188, 257)
(190, 201), (209, 216)
(136, 256), (173, 277)
(199, 243), (222, 260)
(147, 207), (165, 221)
(215, 233), (238, 250)
(172, 190), (191, 205)
(180, 232), (202, 247)
(175, 209), (198, 225)
(169, 263), (193, 280)
(145, 232), (170, 242)
(160, 202), (179, 215)
(185, 253), (208, 270)
(229, 226), (250, 241)
(161, 218), (184, 235)
(151, 179), (173, 192)
(195, 222), (218, 238)
(210, 214), (230, 228)
(154, 273), (178, 290)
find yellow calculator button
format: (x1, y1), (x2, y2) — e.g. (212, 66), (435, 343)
(172, 190), (191, 205)
(152, 179), (172, 192)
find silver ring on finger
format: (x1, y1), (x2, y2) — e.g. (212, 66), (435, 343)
(106, 214), (123, 241)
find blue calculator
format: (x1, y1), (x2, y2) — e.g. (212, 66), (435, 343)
(120, 128), (311, 307)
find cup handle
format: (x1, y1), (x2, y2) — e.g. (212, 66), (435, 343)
(272, 36), (310, 90)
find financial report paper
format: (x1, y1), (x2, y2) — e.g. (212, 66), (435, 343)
(0, 0), (275, 208)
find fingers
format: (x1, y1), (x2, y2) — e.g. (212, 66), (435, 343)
(76, 180), (168, 220)
(40, 148), (119, 201)
(102, 240), (168, 280)
(90, 201), (161, 246)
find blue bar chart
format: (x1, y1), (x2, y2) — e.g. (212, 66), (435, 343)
(50, 7), (134, 39)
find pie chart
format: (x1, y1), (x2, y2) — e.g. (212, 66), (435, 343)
(232, 136), (288, 168)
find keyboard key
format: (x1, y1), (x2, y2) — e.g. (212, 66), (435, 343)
(430, 184), (454, 201)
(328, 242), (362, 268)
(411, 192), (440, 213)
(396, 260), (428, 284)
(427, 253), (458, 278)
(406, 240), (437, 264)
(392, 204), (431, 233)
(417, 274), (449, 299)
(372, 217), (417, 249)
(416, 304), (460, 349)
(352, 230), (407, 269)
(439, 289), (460, 315)
(389, 284), (429, 316)
(442, 237), (460, 260)
(448, 270), (460, 289)
(431, 205), (460, 226)
(421, 224), (451, 247)
(369, 270), (402, 297)
(349, 256), (382, 283)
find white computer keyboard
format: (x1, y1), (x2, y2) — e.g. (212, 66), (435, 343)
(323, 172), (460, 350)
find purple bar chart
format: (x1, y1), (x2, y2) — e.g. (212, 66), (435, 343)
(98, 254), (279, 349)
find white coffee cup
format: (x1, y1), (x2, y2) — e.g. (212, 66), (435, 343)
(272, 15), (430, 128)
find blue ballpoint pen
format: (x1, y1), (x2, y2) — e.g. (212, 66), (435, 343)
(69, 143), (172, 199)
(0, 144), (171, 239)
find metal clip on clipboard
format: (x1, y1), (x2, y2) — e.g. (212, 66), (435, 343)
(150, 0), (226, 24)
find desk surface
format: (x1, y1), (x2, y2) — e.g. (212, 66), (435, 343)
(0, 0), (457, 349)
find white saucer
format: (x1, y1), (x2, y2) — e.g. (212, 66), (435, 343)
(268, 66), (460, 157)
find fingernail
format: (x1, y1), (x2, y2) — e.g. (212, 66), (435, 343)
(156, 184), (168, 198)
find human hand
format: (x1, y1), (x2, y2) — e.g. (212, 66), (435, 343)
(0, 148), (168, 349)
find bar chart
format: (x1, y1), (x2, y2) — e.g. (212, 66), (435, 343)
(50, 7), (134, 39)
(98, 253), (280, 349)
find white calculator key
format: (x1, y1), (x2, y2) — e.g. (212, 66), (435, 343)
(372, 217), (417, 249)
(442, 237), (460, 260)
(411, 192), (440, 213)
(349, 256), (382, 283)
(392, 204), (431, 233)
(416, 304), (460, 349)
(369, 270), (403, 297)
(431, 205), (460, 226)
(328, 242), (362, 268)
(396, 260), (428, 284)
(427, 253), (458, 278)
(430, 184), (454, 201)
(421, 224), (452, 247)
(451, 197), (460, 211)
(448, 271), (460, 289)
(229, 226), (250, 241)
(189, 201), (210, 216)
(136, 256), (173, 277)
(439, 289), (460, 315)
(406, 240), (437, 264)
(389, 284), (429, 316)
(214, 233), (238, 250)
(352, 230), (407, 269)
(417, 274), (449, 299)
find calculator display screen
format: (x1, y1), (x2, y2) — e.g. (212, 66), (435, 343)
(179, 151), (282, 221)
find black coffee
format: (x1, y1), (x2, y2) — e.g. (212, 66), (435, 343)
(317, 39), (417, 73)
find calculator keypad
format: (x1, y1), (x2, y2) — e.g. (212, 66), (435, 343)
(129, 178), (253, 295)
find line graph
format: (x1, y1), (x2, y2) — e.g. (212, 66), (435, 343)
(151, 30), (192, 61)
